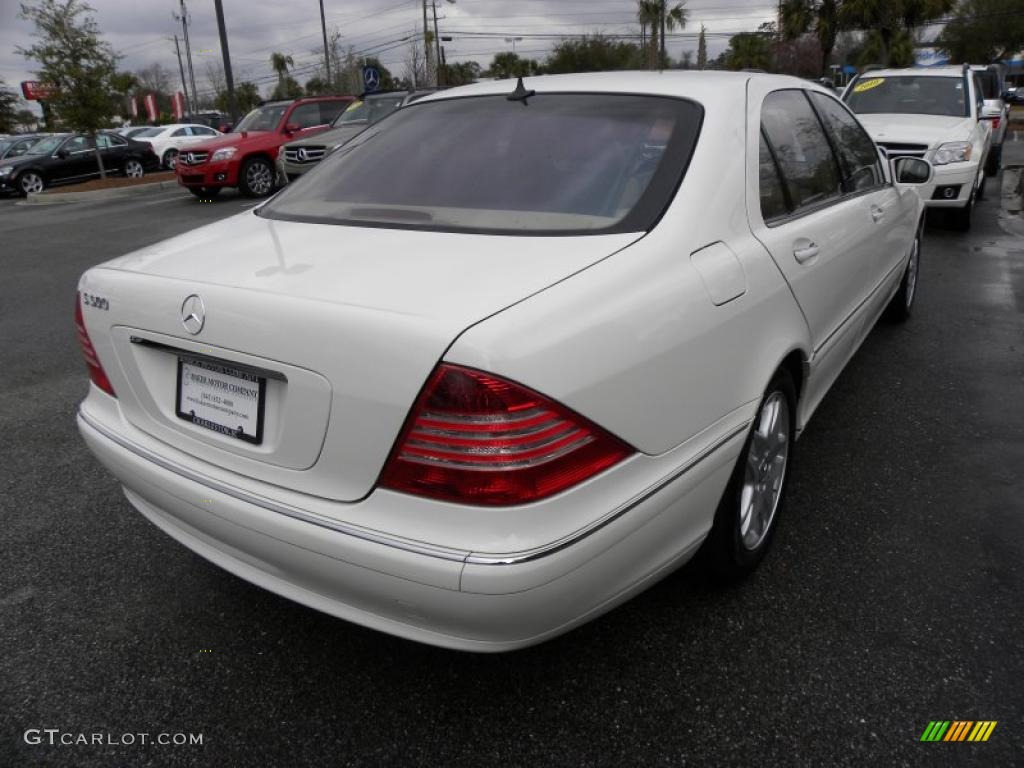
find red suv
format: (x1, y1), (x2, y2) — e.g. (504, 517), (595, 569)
(176, 95), (353, 198)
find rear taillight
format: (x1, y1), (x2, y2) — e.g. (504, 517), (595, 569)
(379, 364), (633, 506)
(75, 292), (115, 397)
(992, 116), (1001, 131)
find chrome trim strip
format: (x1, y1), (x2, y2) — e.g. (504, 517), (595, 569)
(464, 421), (752, 565)
(129, 336), (288, 382)
(79, 408), (748, 568)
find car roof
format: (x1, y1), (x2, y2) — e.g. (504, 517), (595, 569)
(414, 70), (826, 105)
(859, 66), (965, 78)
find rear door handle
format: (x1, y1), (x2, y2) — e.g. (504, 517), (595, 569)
(871, 205), (885, 222)
(793, 243), (819, 263)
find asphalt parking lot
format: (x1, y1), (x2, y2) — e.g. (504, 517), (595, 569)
(1, 164), (1023, 766)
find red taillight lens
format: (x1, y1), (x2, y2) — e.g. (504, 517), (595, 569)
(379, 364), (633, 506)
(992, 116), (1001, 131)
(75, 292), (115, 397)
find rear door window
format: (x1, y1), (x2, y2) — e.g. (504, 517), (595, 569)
(761, 90), (842, 212)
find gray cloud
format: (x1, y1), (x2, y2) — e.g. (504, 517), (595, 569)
(2, 0), (773, 115)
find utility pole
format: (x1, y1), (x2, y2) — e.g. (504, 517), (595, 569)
(174, 0), (199, 112)
(422, 0), (433, 86)
(319, 0), (331, 86)
(660, 0), (667, 68)
(173, 35), (190, 114)
(431, 1), (442, 86)
(213, 0), (237, 121)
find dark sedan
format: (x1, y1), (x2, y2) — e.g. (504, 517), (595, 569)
(0, 134), (45, 161)
(0, 132), (159, 196)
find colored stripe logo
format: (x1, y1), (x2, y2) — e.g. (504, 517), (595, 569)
(920, 721), (997, 742)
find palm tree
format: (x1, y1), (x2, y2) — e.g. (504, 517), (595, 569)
(781, 0), (840, 75)
(269, 52), (294, 94)
(637, 1), (660, 67)
(652, 2), (688, 69)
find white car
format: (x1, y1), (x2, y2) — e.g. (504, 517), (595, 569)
(76, 72), (931, 651)
(843, 65), (991, 231)
(133, 123), (224, 170)
(971, 64), (1009, 175)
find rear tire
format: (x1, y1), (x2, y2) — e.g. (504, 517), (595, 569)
(984, 144), (1001, 177)
(701, 369), (796, 579)
(124, 158), (145, 178)
(884, 223), (921, 322)
(239, 157), (275, 198)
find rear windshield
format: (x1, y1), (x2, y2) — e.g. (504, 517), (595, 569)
(262, 93), (703, 235)
(844, 76), (966, 117)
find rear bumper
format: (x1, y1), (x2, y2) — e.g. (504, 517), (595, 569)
(77, 397), (744, 651)
(176, 160), (238, 188)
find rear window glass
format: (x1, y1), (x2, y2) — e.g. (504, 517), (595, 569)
(844, 76), (966, 117)
(262, 93), (703, 235)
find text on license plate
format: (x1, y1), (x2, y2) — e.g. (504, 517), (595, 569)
(176, 357), (265, 444)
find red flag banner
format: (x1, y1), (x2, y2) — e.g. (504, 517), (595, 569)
(144, 93), (158, 122)
(172, 92), (185, 120)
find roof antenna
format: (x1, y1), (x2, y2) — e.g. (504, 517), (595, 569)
(507, 76), (535, 104)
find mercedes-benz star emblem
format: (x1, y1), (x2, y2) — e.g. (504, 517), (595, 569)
(297, 147), (308, 162)
(181, 294), (206, 335)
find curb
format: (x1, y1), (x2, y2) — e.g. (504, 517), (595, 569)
(23, 179), (184, 205)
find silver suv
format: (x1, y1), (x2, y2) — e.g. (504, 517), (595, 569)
(970, 64), (1008, 175)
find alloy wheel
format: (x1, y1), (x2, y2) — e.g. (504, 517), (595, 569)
(905, 235), (919, 310)
(164, 150), (178, 170)
(125, 159), (144, 178)
(739, 392), (790, 551)
(19, 172), (44, 195)
(246, 162), (273, 196)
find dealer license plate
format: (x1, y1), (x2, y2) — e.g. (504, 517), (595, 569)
(176, 357), (265, 444)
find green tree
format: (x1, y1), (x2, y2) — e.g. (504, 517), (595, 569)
(16, 108), (39, 131)
(937, 0), (1024, 64)
(486, 52), (541, 79)
(217, 81), (259, 114)
(18, 0), (120, 177)
(724, 32), (774, 70)
(645, 2), (688, 69)
(445, 61), (481, 86)
(840, 0), (953, 66)
(543, 36), (644, 74)
(0, 79), (18, 132)
(269, 51), (294, 95)
(781, 0), (841, 74)
(697, 25), (708, 69)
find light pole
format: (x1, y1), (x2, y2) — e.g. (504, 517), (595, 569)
(173, 0), (199, 113)
(504, 36), (523, 53)
(319, 0), (331, 86)
(213, 0), (237, 121)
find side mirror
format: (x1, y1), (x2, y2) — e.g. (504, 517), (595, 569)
(56, 148), (69, 159)
(284, 122), (300, 134)
(893, 156), (932, 185)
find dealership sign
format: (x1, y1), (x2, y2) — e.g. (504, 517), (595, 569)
(21, 81), (57, 101)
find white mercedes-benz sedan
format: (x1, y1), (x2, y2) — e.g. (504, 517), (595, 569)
(76, 72), (932, 651)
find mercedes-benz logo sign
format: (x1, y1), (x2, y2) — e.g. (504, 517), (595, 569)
(184, 153), (193, 164)
(297, 147), (308, 162)
(181, 294), (206, 335)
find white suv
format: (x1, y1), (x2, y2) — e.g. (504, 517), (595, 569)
(843, 65), (991, 230)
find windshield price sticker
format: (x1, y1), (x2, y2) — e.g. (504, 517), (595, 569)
(854, 78), (886, 93)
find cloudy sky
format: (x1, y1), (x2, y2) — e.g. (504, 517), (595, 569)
(2, 0), (776, 112)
